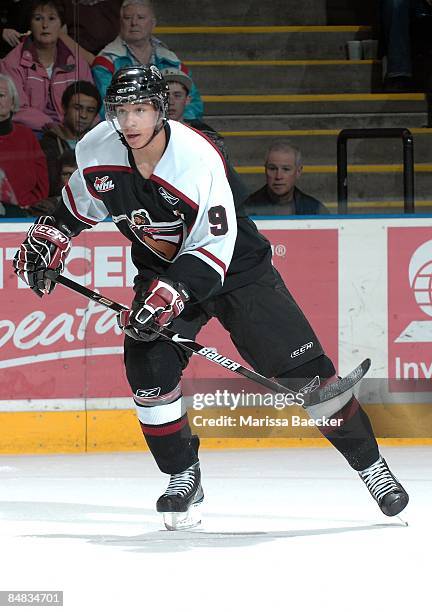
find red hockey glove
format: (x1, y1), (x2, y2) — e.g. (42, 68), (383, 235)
(118, 278), (189, 342)
(13, 216), (71, 297)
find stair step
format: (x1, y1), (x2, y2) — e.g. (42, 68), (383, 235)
(202, 93), (427, 115)
(208, 113), (429, 130)
(223, 129), (432, 164)
(154, 0), (327, 25)
(154, 25), (373, 60)
(191, 60), (382, 94)
(237, 164), (432, 205)
(237, 162), (432, 174)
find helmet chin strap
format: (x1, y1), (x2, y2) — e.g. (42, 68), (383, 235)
(119, 116), (166, 151)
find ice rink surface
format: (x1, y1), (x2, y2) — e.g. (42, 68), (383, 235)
(0, 446), (429, 611)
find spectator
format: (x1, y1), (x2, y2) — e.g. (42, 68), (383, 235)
(40, 80), (101, 194)
(1, 1), (29, 57)
(243, 140), (329, 216)
(60, 0), (123, 57)
(92, 0), (203, 120)
(26, 148), (77, 216)
(1, 0), (100, 66)
(162, 66), (249, 207)
(0, 0), (94, 132)
(162, 67), (227, 154)
(380, 0), (432, 91)
(0, 73), (48, 216)
(381, 0), (412, 91)
(162, 67), (227, 149)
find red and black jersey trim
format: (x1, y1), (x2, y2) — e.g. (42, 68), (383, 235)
(83, 165), (134, 200)
(65, 184), (98, 226)
(196, 246), (227, 278)
(151, 174), (199, 234)
(85, 165), (134, 174)
(150, 174), (199, 212)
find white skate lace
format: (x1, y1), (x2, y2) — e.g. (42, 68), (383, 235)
(163, 466), (197, 498)
(359, 457), (399, 503)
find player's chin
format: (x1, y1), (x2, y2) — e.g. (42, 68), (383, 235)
(124, 134), (143, 148)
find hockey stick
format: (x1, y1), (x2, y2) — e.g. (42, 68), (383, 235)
(54, 274), (370, 409)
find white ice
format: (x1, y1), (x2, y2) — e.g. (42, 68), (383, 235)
(0, 446), (429, 612)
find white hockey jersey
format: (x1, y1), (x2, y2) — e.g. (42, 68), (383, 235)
(57, 120), (270, 301)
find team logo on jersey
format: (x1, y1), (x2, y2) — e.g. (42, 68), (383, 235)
(94, 176), (115, 192)
(158, 186), (179, 207)
(112, 208), (185, 262)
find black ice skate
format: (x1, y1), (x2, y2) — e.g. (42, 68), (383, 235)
(358, 456), (409, 517)
(156, 461), (204, 530)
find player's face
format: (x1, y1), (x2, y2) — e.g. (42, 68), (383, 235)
(167, 82), (190, 121)
(31, 4), (62, 47)
(120, 4), (155, 44)
(0, 81), (13, 121)
(64, 93), (99, 136)
(265, 150), (302, 197)
(115, 102), (160, 148)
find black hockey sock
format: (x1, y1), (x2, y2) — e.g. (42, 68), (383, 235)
(318, 398), (379, 471)
(277, 356), (379, 471)
(139, 415), (199, 474)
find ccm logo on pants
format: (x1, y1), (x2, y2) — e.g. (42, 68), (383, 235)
(290, 342), (314, 359)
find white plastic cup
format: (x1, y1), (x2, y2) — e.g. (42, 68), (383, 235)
(346, 40), (363, 60)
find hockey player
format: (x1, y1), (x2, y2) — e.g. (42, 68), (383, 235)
(13, 65), (409, 530)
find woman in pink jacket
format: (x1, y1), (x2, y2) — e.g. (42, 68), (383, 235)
(0, 0), (94, 133)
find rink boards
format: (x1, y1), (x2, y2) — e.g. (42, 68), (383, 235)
(0, 217), (431, 453)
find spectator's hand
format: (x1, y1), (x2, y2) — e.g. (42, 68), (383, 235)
(426, 0), (432, 5)
(42, 122), (63, 137)
(26, 197), (60, 217)
(2, 29), (28, 47)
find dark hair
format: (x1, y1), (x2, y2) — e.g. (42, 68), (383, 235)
(59, 149), (77, 170)
(28, 0), (65, 27)
(61, 81), (103, 113)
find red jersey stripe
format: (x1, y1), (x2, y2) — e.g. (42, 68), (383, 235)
(139, 415), (188, 437)
(150, 174), (199, 211)
(65, 184), (98, 226)
(196, 246), (227, 277)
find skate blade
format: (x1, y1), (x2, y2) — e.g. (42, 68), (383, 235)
(162, 503), (202, 531)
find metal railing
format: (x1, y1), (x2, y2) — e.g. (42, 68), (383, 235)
(337, 128), (415, 214)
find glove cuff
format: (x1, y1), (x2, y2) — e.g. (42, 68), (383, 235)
(158, 277), (190, 304)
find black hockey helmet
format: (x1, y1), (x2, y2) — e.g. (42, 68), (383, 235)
(104, 65), (169, 137)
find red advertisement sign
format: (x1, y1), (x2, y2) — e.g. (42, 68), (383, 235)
(388, 227), (432, 391)
(0, 226), (338, 401)
(0, 230), (134, 400)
